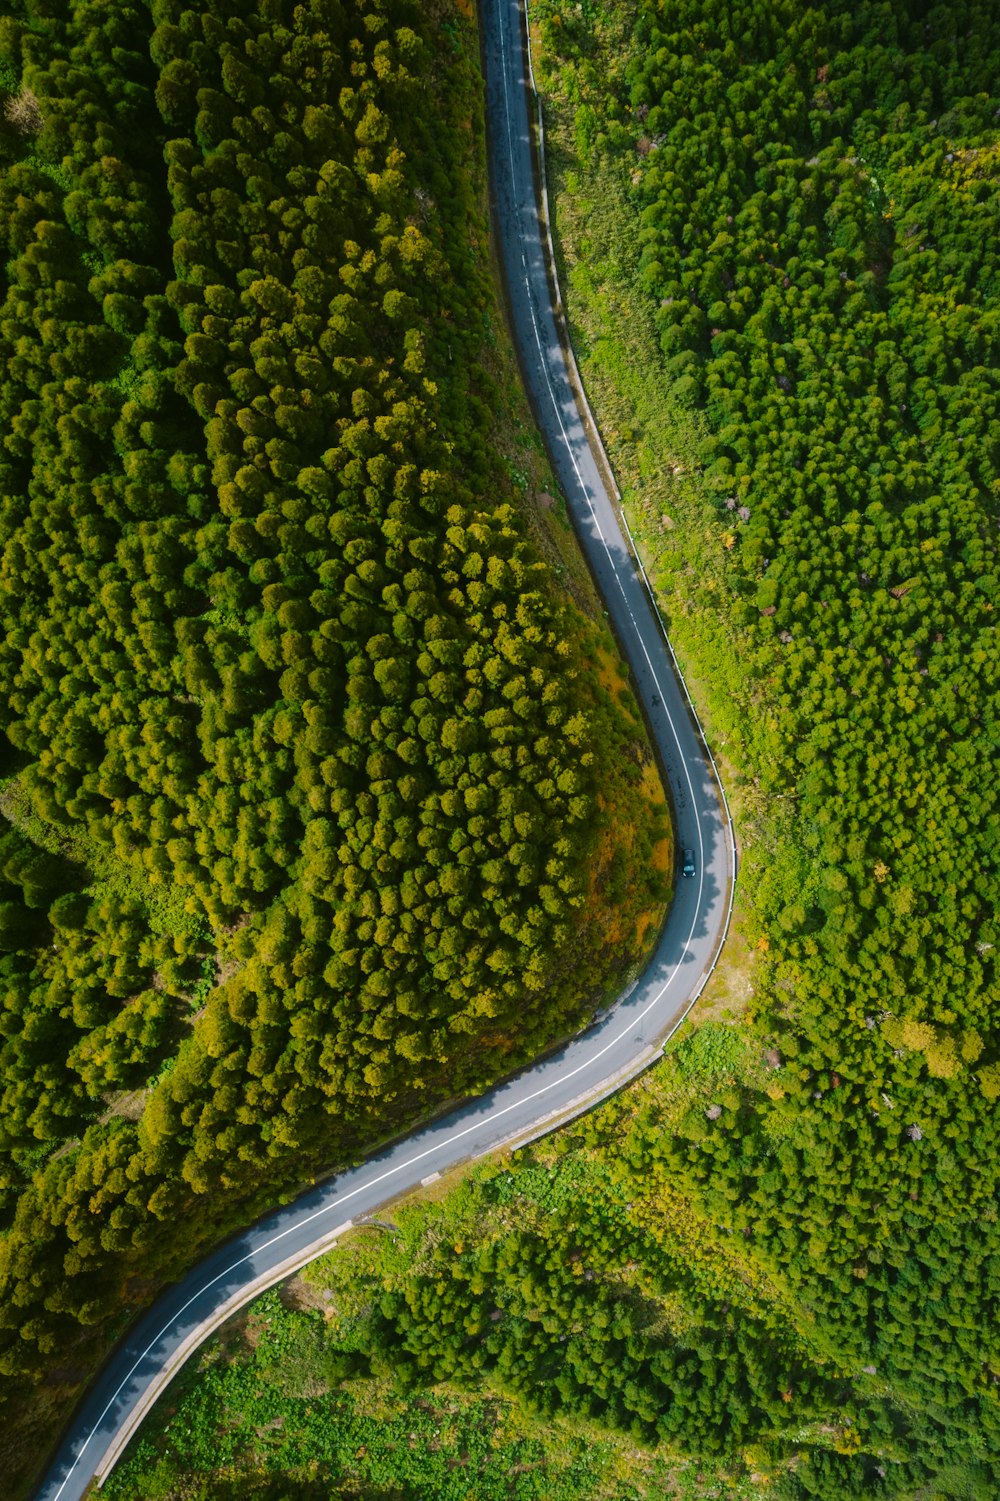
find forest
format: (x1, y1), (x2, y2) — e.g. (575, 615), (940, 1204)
(525, 0), (999, 1491)
(0, 0), (670, 1492)
(95, 0), (1000, 1493)
(4, 0), (999, 1494)
(91, 0), (996, 1494)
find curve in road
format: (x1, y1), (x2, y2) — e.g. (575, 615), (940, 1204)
(33, 5), (735, 1498)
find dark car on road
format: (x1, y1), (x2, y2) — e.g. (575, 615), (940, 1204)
(681, 848), (696, 878)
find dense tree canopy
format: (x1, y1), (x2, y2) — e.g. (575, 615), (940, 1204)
(517, 0), (1000, 1492)
(0, 1), (669, 1491)
(11, 0), (999, 1491)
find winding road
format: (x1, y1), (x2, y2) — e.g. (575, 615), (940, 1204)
(32, 4), (735, 1497)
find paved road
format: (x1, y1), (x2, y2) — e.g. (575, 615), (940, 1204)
(33, 5), (734, 1498)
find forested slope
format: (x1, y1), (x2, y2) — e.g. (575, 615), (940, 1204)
(519, 0), (1000, 1491)
(0, 0), (669, 1491)
(33, 2), (1000, 1497)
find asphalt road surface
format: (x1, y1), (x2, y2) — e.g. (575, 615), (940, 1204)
(33, 4), (735, 1497)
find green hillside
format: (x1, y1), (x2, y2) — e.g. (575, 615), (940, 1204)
(0, 1), (669, 1492)
(104, 0), (1000, 1496)
(525, 0), (999, 1490)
